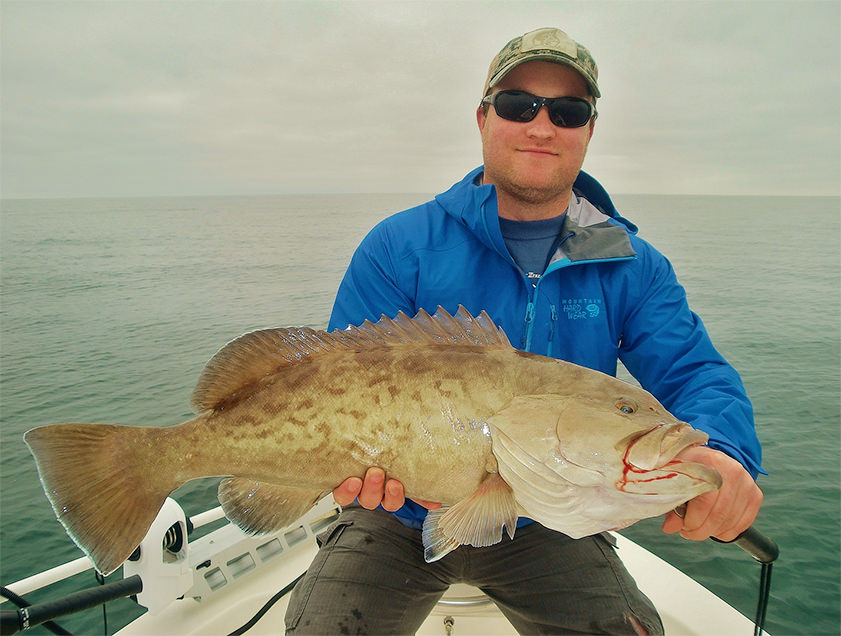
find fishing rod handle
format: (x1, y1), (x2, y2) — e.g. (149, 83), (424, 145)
(0, 575), (142, 635)
(712, 525), (779, 564)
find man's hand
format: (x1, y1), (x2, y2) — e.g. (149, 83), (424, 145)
(332, 467), (441, 511)
(662, 445), (763, 541)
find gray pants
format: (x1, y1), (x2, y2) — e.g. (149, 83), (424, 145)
(285, 506), (663, 635)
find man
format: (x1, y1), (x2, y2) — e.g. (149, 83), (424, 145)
(285, 27), (763, 635)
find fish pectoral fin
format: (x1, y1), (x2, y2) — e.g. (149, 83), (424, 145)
(421, 474), (518, 563)
(218, 478), (327, 534)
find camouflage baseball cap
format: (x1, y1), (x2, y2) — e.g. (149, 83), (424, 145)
(483, 27), (600, 98)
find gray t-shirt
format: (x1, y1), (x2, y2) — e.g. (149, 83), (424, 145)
(498, 214), (566, 286)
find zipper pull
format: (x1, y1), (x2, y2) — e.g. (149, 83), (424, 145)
(521, 302), (535, 350)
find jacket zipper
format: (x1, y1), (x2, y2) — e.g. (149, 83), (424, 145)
(521, 301), (535, 350)
(547, 304), (558, 356)
(522, 253), (635, 354)
(520, 230), (573, 352)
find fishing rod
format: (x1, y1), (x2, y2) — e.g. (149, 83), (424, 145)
(713, 525), (780, 636)
(673, 501), (780, 636)
(713, 524), (779, 564)
(0, 576), (142, 636)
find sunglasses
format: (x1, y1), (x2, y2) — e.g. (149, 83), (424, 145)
(481, 90), (596, 128)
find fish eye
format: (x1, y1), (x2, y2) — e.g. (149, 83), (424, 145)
(616, 400), (638, 414)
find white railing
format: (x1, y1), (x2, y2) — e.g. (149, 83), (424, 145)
(1, 505), (228, 602)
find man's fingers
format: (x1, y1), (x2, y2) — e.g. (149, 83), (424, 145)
(332, 476), (363, 507)
(712, 488), (763, 542)
(663, 446), (763, 542)
(382, 479), (405, 511)
(332, 467), (438, 512)
(661, 509), (684, 535)
(357, 467), (386, 509)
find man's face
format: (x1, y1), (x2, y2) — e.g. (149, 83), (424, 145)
(477, 61), (595, 213)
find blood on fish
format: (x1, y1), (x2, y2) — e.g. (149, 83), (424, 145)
(616, 436), (679, 492)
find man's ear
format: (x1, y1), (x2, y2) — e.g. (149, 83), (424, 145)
(476, 105), (487, 132)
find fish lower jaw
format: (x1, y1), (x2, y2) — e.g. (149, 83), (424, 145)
(614, 462), (721, 495)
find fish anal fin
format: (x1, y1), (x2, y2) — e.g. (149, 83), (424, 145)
(218, 478), (326, 534)
(421, 473), (518, 563)
(421, 512), (461, 563)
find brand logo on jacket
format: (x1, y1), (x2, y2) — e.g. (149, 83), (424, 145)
(560, 298), (602, 320)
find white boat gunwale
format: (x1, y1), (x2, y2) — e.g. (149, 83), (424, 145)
(0, 496), (775, 636)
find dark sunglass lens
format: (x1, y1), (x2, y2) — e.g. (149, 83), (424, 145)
(494, 91), (538, 122)
(548, 99), (592, 127)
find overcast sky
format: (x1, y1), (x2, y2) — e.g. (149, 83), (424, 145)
(2, 0), (839, 198)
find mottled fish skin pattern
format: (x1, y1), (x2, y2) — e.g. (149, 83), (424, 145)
(24, 306), (721, 575)
(164, 346), (520, 502)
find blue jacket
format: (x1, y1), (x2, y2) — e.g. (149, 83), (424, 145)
(329, 167), (763, 527)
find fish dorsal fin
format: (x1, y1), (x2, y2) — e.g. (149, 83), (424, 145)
(190, 326), (336, 412)
(191, 305), (509, 413)
(347, 305), (509, 348)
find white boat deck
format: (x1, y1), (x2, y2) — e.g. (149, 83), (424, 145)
(116, 520), (761, 636)
(4, 498), (763, 636)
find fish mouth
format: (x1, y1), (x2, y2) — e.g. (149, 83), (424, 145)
(617, 423), (722, 494)
(624, 422), (709, 469)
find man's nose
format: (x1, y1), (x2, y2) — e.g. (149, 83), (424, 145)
(524, 106), (556, 138)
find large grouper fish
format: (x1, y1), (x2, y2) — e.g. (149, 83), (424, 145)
(25, 306), (721, 576)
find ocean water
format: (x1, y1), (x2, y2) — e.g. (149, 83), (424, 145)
(0, 193), (838, 635)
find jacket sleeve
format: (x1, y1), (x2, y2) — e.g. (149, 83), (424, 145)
(618, 247), (764, 479)
(328, 221), (416, 332)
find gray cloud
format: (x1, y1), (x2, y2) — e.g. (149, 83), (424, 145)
(2, 0), (839, 197)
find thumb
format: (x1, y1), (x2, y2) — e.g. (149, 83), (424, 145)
(662, 509), (684, 535)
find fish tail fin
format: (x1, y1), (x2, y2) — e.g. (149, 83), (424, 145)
(24, 423), (177, 576)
